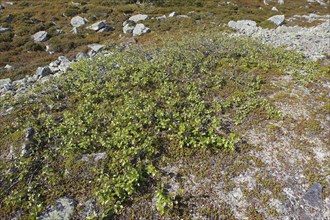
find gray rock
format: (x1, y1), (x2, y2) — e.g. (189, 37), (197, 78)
(88, 44), (105, 53)
(49, 60), (61, 72)
(169, 12), (177, 17)
(4, 64), (14, 71)
(5, 2), (15, 5)
(129, 14), (148, 23)
(80, 199), (99, 218)
(97, 25), (114, 32)
(80, 152), (107, 162)
(268, 15), (285, 26)
(70, 16), (88, 27)
(0, 5), (5, 9)
(32, 31), (49, 42)
(0, 78), (11, 89)
(303, 182), (323, 209)
(58, 56), (71, 72)
(21, 143), (31, 157)
(25, 127), (35, 141)
(76, 52), (89, 60)
(20, 127), (34, 157)
(0, 27), (11, 34)
(71, 27), (79, 34)
(228, 20), (257, 29)
(86, 20), (106, 31)
(133, 23), (151, 36)
(38, 197), (76, 220)
(156, 15), (166, 21)
(123, 23), (135, 34)
(35, 66), (52, 78)
(307, 0), (327, 5)
(88, 50), (97, 58)
(177, 15), (190, 19)
(272, 6), (279, 12)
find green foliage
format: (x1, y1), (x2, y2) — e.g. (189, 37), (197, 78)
(0, 32), (323, 218)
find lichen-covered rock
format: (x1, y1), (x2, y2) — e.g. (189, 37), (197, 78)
(268, 15), (285, 26)
(129, 14), (148, 23)
(76, 52), (89, 60)
(38, 197), (76, 220)
(0, 27), (11, 34)
(123, 23), (135, 34)
(88, 43), (105, 53)
(168, 12), (177, 17)
(133, 23), (151, 36)
(86, 20), (106, 31)
(35, 66), (52, 78)
(32, 31), (49, 42)
(0, 78), (11, 89)
(70, 16), (88, 27)
(58, 56), (71, 72)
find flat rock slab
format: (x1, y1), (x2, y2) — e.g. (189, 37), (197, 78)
(133, 23), (151, 36)
(268, 15), (285, 26)
(129, 14), (148, 23)
(88, 43), (105, 52)
(35, 66), (52, 78)
(228, 20), (257, 29)
(38, 197), (76, 220)
(87, 20), (106, 31)
(0, 27), (11, 34)
(32, 31), (49, 42)
(303, 182), (323, 209)
(0, 78), (11, 89)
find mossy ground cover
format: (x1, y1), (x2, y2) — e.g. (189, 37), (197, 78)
(0, 29), (327, 218)
(0, 0), (328, 80)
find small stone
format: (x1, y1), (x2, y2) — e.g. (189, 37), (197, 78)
(133, 23), (151, 36)
(156, 15), (166, 21)
(32, 31), (49, 42)
(228, 20), (257, 29)
(4, 64), (14, 71)
(303, 182), (323, 209)
(25, 127), (35, 141)
(76, 52), (89, 60)
(35, 66), (52, 78)
(71, 27), (79, 34)
(5, 2), (15, 6)
(80, 199), (99, 218)
(168, 12), (177, 17)
(177, 15), (190, 19)
(268, 15), (285, 26)
(272, 7), (279, 12)
(123, 23), (135, 34)
(129, 14), (148, 23)
(97, 26), (114, 32)
(38, 197), (76, 220)
(21, 143), (31, 157)
(0, 27), (11, 34)
(88, 44), (105, 53)
(0, 78), (11, 89)
(86, 20), (106, 31)
(80, 152), (107, 162)
(0, 5), (5, 9)
(70, 16), (88, 27)
(58, 56), (71, 72)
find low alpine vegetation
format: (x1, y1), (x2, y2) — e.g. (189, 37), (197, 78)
(0, 32), (323, 218)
